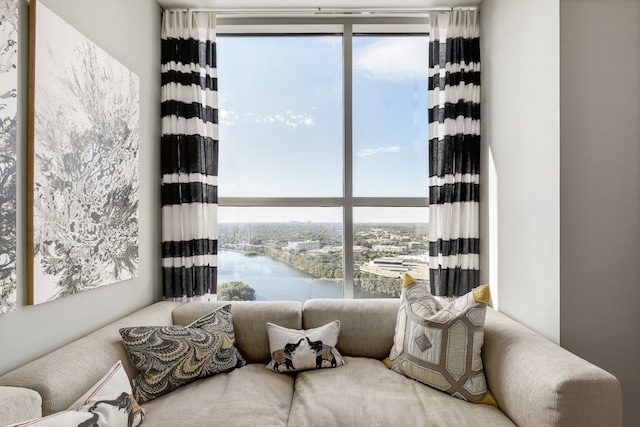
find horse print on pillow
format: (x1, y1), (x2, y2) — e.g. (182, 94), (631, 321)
(266, 321), (345, 373)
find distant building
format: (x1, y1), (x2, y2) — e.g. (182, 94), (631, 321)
(372, 245), (407, 254)
(359, 256), (429, 279)
(287, 240), (321, 251)
(370, 257), (405, 273)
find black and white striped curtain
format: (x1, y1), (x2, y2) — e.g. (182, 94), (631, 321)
(161, 11), (218, 301)
(428, 10), (480, 297)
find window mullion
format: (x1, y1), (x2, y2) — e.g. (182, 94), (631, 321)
(343, 24), (354, 299)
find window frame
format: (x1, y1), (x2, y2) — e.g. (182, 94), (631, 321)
(217, 16), (430, 299)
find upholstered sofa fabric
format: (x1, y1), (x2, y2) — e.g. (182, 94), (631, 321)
(0, 386), (42, 426)
(0, 299), (623, 427)
(141, 364), (294, 427)
(302, 298), (398, 359)
(289, 356), (514, 427)
(483, 309), (623, 427)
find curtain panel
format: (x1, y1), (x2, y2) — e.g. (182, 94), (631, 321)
(161, 11), (218, 301)
(428, 9), (480, 297)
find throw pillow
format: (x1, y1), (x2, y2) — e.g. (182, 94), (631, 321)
(266, 321), (345, 373)
(119, 304), (246, 403)
(387, 273), (494, 404)
(9, 360), (145, 427)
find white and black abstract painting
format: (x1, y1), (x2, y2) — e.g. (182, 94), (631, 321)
(0, 0), (17, 315)
(29, 1), (139, 304)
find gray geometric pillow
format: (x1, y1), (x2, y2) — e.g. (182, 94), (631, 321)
(119, 304), (246, 403)
(387, 274), (494, 405)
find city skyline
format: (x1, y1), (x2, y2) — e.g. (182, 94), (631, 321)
(218, 206), (429, 224)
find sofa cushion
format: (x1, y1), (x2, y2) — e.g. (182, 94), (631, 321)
(302, 298), (399, 359)
(387, 275), (492, 403)
(266, 321), (345, 373)
(289, 356), (515, 427)
(119, 305), (246, 403)
(141, 364), (294, 427)
(171, 300), (302, 363)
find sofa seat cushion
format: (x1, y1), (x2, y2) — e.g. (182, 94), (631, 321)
(288, 357), (515, 427)
(141, 364), (294, 427)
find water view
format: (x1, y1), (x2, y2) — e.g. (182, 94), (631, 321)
(218, 249), (385, 302)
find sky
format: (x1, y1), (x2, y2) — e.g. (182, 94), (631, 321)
(216, 34), (429, 223)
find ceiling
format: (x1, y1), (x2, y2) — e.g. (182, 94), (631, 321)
(156, 0), (480, 11)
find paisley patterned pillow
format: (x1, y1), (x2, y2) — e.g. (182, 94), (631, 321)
(119, 304), (246, 403)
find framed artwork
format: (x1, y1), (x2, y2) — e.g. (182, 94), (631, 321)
(27, 0), (139, 305)
(0, 0), (17, 315)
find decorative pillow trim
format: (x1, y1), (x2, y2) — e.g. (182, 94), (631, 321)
(266, 321), (345, 373)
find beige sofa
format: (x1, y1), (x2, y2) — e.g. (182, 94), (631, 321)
(0, 299), (623, 426)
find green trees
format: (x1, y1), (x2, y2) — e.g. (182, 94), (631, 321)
(354, 274), (401, 297)
(218, 281), (256, 301)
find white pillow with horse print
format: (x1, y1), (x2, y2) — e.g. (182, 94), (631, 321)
(266, 321), (345, 373)
(8, 360), (145, 427)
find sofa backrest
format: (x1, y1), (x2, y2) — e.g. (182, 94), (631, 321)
(302, 298), (399, 359)
(171, 300), (303, 363)
(171, 299), (400, 362)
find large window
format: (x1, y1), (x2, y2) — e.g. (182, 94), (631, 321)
(217, 20), (429, 302)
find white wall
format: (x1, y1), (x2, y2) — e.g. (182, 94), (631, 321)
(481, 0), (640, 421)
(0, 0), (162, 375)
(560, 0), (640, 423)
(479, 0), (561, 343)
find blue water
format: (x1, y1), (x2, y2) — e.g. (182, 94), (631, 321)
(218, 249), (383, 302)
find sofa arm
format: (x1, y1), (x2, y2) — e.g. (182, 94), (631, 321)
(0, 301), (182, 416)
(0, 386), (42, 426)
(483, 309), (622, 427)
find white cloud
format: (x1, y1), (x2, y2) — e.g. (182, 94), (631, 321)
(354, 37), (428, 82)
(218, 105), (316, 129)
(255, 111), (315, 129)
(357, 146), (402, 157)
(219, 106), (239, 126)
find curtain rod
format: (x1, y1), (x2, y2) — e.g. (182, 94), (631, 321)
(167, 7), (458, 16)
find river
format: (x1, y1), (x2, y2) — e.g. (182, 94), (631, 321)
(218, 249), (386, 302)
